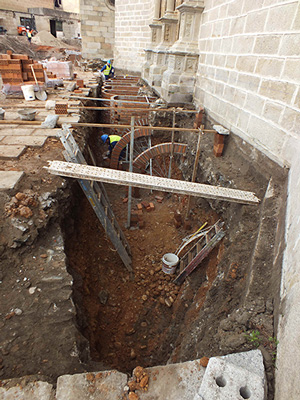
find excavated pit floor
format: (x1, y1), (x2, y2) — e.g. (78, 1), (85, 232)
(63, 182), (221, 373)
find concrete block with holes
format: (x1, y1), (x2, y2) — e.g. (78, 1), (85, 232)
(195, 350), (266, 400)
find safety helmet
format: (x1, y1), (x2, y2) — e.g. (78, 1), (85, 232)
(101, 134), (109, 143)
(107, 59), (111, 64)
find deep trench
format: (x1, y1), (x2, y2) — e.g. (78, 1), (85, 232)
(61, 103), (287, 399)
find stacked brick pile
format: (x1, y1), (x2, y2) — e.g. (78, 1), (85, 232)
(0, 51), (46, 86)
(43, 61), (74, 79)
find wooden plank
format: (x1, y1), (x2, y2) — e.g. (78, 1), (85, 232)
(45, 161), (260, 205)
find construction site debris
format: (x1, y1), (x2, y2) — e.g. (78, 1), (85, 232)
(32, 30), (73, 49)
(45, 100), (56, 110)
(42, 60), (74, 80)
(0, 36), (36, 59)
(5, 191), (38, 218)
(41, 115), (59, 129)
(67, 82), (76, 92)
(82, 59), (105, 71)
(200, 356), (210, 367)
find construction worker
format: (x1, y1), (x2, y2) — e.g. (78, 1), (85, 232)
(101, 134), (124, 159)
(26, 27), (32, 44)
(100, 59), (115, 81)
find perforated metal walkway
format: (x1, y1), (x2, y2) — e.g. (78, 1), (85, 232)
(45, 161), (260, 205)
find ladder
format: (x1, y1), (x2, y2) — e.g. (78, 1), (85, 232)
(58, 124), (132, 272)
(173, 220), (225, 285)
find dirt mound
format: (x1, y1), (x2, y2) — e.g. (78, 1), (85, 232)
(0, 35), (36, 58)
(32, 31), (75, 49)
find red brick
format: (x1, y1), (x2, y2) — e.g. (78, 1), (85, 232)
(155, 196), (164, 202)
(137, 203), (143, 210)
(213, 143), (224, 157)
(214, 133), (225, 145)
(141, 201), (150, 209)
(122, 197), (128, 203)
(149, 202), (155, 211)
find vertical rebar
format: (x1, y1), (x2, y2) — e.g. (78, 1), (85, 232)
(185, 125), (204, 219)
(168, 108), (176, 178)
(127, 116), (135, 228)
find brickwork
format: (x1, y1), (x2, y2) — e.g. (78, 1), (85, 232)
(114, 0), (154, 72)
(80, 0), (115, 60)
(194, 0), (300, 168)
(133, 143), (187, 171)
(110, 126), (152, 169)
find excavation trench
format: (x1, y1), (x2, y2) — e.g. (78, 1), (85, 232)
(61, 106), (287, 399)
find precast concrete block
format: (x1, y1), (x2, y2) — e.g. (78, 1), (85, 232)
(56, 370), (128, 400)
(196, 350), (266, 400)
(0, 380), (54, 400)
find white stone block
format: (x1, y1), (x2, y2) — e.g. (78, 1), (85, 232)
(259, 79), (296, 103)
(0, 380), (54, 399)
(247, 114), (286, 154)
(263, 101), (284, 124)
(266, 3), (297, 32)
(282, 59), (300, 82)
(245, 9), (268, 33)
(56, 371), (128, 400)
(279, 34), (300, 57)
(196, 350), (266, 400)
(253, 35), (281, 54)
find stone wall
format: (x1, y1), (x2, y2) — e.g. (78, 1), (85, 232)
(194, 0), (299, 168)
(275, 139), (300, 400)
(80, 0), (115, 60)
(63, 0), (80, 14)
(0, 0), (52, 12)
(192, 4), (300, 398)
(114, 0), (153, 72)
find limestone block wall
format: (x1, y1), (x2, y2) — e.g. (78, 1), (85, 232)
(114, 0), (154, 73)
(0, 0), (52, 12)
(194, 0), (299, 168)
(80, 0), (115, 60)
(63, 0), (80, 14)
(0, 10), (25, 34)
(276, 141), (300, 400)
(192, 2), (300, 400)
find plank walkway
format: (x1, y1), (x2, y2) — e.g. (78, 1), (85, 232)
(45, 160), (260, 205)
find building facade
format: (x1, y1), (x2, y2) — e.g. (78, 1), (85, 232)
(0, 0), (80, 39)
(80, 0), (115, 59)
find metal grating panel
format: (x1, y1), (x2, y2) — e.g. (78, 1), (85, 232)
(45, 161), (260, 205)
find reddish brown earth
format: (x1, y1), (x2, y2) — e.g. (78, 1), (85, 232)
(64, 182), (220, 373)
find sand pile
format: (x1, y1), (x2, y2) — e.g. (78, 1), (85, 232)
(0, 36), (36, 58)
(32, 30), (73, 48)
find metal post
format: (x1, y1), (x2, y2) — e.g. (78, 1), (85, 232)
(185, 125), (204, 219)
(127, 116), (135, 228)
(168, 108), (176, 179)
